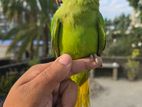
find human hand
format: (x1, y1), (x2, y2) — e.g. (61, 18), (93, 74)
(3, 54), (102, 107)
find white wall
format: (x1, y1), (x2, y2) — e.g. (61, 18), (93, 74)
(0, 45), (13, 59)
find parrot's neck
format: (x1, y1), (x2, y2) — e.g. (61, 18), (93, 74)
(77, 0), (99, 7)
(62, 0), (99, 10)
(59, 0), (99, 17)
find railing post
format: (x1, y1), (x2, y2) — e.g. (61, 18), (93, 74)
(112, 62), (119, 80)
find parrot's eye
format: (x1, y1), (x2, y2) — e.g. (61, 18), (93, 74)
(56, 0), (63, 5)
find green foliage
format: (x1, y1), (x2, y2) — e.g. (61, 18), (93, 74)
(132, 49), (141, 58)
(125, 58), (140, 80)
(127, 0), (140, 9)
(128, 0), (142, 23)
(104, 14), (132, 56)
(0, 72), (21, 97)
(28, 58), (40, 66)
(0, 0), (57, 61)
(104, 13), (142, 57)
(113, 14), (131, 33)
(105, 0), (142, 56)
(105, 14), (131, 33)
(125, 46), (141, 80)
(130, 27), (142, 41)
(105, 36), (132, 56)
(129, 27), (142, 57)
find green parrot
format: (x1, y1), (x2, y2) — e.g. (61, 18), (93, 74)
(51, 0), (106, 107)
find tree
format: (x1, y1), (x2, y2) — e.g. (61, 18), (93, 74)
(127, 0), (140, 9)
(128, 0), (142, 22)
(127, 0), (142, 57)
(0, 0), (57, 61)
(113, 14), (131, 34)
(104, 14), (132, 56)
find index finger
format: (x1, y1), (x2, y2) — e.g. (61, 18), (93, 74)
(70, 56), (102, 75)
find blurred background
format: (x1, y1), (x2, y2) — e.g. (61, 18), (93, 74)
(0, 0), (142, 107)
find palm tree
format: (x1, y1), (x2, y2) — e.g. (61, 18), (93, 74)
(0, 0), (57, 61)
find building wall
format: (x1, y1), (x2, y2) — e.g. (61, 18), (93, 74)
(0, 45), (13, 59)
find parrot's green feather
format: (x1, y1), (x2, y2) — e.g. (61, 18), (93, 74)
(97, 12), (106, 55)
(51, 17), (61, 57)
(51, 0), (106, 107)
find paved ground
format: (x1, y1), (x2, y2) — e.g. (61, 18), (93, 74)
(90, 78), (142, 107)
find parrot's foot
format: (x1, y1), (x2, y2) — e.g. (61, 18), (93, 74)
(90, 54), (103, 67)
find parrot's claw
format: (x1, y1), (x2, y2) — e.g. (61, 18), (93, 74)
(90, 54), (103, 68)
(90, 54), (97, 59)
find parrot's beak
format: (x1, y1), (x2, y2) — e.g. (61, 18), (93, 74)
(56, 0), (63, 5)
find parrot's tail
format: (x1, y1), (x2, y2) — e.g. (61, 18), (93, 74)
(75, 80), (90, 107)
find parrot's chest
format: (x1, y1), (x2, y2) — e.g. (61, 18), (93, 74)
(59, 19), (98, 59)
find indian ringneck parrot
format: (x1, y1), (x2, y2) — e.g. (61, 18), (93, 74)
(51, 0), (106, 107)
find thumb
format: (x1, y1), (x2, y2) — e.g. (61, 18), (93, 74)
(48, 54), (72, 82)
(35, 54), (72, 90)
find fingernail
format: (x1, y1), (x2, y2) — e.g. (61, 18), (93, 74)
(58, 54), (72, 71)
(95, 57), (99, 64)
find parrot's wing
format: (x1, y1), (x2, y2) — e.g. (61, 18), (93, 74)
(97, 12), (106, 56)
(51, 16), (61, 57)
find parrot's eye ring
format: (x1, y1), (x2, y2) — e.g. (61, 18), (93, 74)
(56, 0), (63, 5)
(59, 1), (63, 6)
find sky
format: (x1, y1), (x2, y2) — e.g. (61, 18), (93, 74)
(100, 0), (133, 20)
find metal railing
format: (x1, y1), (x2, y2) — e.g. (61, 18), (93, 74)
(0, 57), (55, 74)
